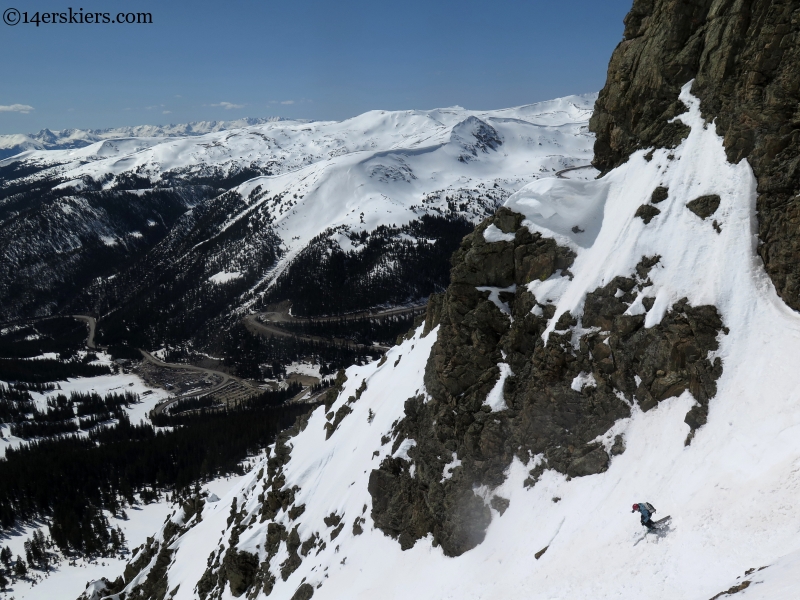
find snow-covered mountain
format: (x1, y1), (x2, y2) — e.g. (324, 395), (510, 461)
(0, 96), (596, 348)
(0, 118), (289, 160)
(85, 83), (800, 600)
(75, 0), (800, 597)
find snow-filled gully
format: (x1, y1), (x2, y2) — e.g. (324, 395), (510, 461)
(115, 83), (800, 600)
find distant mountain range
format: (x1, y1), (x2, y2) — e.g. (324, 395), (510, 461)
(0, 117), (292, 159)
(0, 96), (596, 351)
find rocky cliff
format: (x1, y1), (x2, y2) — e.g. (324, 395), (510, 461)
(590, 0), (800, 311)
(371, 0), (800, 564)
(369, 207), (725, 556)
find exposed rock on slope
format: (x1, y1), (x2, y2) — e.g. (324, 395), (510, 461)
(369, 207), (725, 556)
(590, 0), (800, 311)
(75, 0), (800, 596)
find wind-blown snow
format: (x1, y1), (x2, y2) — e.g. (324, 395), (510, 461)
(571, 371), (597, 392)
(476, 285), (516, 318)
(441, 452), (462, 482)
(506, 176), (610, 250)
(483, 223), (516, 243)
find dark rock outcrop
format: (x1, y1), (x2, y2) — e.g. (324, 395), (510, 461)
(687, 194), (721, 219)
(651, 186), (669, 204)
(369, 208), (725, 556)
(635, 204), (661, 224)
(222, 550), (259, 597)
(590, 0), (800, 312)
(290, 583), (315, 600)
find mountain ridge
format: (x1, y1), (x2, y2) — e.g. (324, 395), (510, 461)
(91, 80), (800, 600)
(0, 117), (294, 160)
(0, 96), (597, 354)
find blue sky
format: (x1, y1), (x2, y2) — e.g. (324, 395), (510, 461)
(0, 0), (632, 134)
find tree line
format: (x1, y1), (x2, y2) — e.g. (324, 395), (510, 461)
(277, 312), (417, 346)
(0, 317), (88, 359)
(263, 214), (472, 316)
(223, 323), (380, 380)
(0, 358), (111, 384)
(6, 390), (138, 439)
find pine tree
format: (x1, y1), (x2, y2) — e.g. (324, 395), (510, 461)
(24, 541), (33, 567)
(13, 556), (26, 578)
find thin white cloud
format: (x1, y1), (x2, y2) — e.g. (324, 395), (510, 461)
(162, 110), (172, 114)
(0, 104), (34, 114)
(211, 101), (245, 110)
(281, 100), (294, 105)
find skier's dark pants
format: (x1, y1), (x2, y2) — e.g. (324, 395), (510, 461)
(641, 517), (656, 529)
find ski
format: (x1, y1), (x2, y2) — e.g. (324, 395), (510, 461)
(646, 516), (672, 533)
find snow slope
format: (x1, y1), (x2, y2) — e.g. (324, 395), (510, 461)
(94, 83), (800, 600)
(2, 97), (594, 189)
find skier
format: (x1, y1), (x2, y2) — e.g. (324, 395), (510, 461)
(632, 502), (658, 529)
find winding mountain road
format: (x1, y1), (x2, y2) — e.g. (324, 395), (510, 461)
(140, 350), (256, 416)
(73, 315), (97, 349)
(556, 164), (595, 179)
(243, 303), (427, 352)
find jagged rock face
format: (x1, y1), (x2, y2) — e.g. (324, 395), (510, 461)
(450, 117), (503, 162)
(590, 0), (800, 311)
(369, 208), (725, 556)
